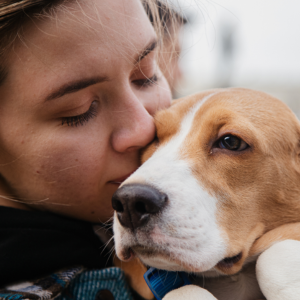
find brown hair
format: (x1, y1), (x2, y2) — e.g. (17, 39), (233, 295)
(0, 0), (178, 85)
(0, 0), (66, 84)
(145, 0), (187, 34)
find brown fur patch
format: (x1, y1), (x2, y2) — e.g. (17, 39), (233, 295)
(114, 256), (153, 299)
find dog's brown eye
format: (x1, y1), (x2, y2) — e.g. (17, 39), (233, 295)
(219, 135), (248, 151)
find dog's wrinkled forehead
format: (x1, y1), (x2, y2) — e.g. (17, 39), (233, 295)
(162, 89), (299, 148)
(129, 87), (300, 189)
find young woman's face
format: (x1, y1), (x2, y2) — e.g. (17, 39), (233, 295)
(0, 0), (171, 222)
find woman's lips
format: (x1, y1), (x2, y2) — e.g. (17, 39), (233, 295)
(108, 173), (133, 185)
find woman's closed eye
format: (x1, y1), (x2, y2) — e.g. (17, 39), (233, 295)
(132, 74), (158, 88)
(61, 100), (98, 127)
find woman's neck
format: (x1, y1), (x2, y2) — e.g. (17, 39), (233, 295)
(0, 197), (32, 210)
(0, 181), (32, 210)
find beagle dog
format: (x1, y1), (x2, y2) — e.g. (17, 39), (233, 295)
(112, 88), (300, 300)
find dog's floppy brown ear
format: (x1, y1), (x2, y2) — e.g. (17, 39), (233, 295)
(249, 222), (300, 257)
(114, 256), (154, 299)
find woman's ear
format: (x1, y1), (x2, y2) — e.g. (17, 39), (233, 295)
(113, 256), (154, 299)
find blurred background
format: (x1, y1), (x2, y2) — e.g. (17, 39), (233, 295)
(164, 0), (300, 118)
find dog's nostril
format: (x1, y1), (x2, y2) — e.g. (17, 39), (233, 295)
(112, 198), (124, 213)
(135, 201), (147, 215)
(112, 184), (168, 230)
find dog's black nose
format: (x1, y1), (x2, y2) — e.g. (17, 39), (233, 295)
(112, 184), (167, 230)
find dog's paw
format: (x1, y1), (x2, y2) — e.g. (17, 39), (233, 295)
(162, 285), (218, 300)
(256, 239), (300, 300)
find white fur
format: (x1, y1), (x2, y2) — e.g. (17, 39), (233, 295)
(114, 92), (228, 272)
(163, 285), (218, 300)
(256, 240), (300, 300)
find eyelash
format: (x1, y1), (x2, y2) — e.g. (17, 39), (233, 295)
(61, 101), (97, 127)
(60, 74), (157, 128)
(133, 74), (158, 87)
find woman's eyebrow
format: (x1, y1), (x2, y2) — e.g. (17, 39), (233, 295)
(44, 40), (157, 102)
(45, 76), (109, 101)
(136, 39), (158, 63)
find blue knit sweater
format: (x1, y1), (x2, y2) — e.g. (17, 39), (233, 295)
(0, 267), (134, 300)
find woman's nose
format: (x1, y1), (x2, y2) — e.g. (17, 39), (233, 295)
(111, 96), (156, 153)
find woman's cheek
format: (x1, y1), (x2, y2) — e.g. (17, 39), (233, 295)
(18, 129), (107, 200)
(37, 137), (105, 184)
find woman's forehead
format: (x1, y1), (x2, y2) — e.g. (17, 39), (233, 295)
(4, 0), (156, 99)
(9, 0), (155, 74)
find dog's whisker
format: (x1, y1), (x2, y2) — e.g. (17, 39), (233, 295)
(106, 246), (116, 265)
(100, 236), (115, 255)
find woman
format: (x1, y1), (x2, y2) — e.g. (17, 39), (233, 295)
(0, 0), (172, 298)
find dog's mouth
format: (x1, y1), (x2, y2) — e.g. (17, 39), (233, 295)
(216, 252), (243, 271)
(130, 246), (204, 272)
(121, 245), (172, 262)
(120, 243), (244, 275)
(115, 215), (264, 276)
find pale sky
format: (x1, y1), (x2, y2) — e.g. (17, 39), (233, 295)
(173, 0), (300, 90)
